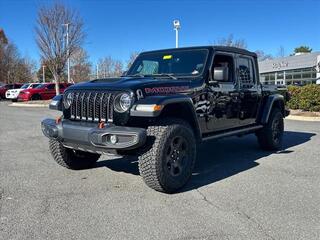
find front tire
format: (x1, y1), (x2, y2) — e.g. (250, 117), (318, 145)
(138, 118), (196, 193)
(31, 94), (41, 101)
(49, 139), (100, 169)
(256, 108), (284, 150)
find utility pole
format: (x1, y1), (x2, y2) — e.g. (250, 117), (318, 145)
(173, 20), (181, 48)
(42, 65), (45, 83)
(62, 23), (71, 83)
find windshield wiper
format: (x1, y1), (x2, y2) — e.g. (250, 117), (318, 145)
(124, 73), (145, 78)
(151, 73), (177, 80)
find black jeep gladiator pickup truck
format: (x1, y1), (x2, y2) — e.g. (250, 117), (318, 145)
(41, 46), (290, 193)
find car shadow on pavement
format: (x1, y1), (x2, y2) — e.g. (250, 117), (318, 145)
(96, 156), (140, 175)
(182, 131), (315, 192)
(96, 131), (315, 192)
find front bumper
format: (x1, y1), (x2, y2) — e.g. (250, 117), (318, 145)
(5, 92), (18, 99)
(41, 119), (147, 153)
(17, 95), (29, 101)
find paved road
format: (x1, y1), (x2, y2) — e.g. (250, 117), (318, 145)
(0, 101), (319, 240)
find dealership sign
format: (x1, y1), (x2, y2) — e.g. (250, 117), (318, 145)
(272, 61), (289, 70)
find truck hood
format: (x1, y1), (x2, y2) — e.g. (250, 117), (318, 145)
(7, 88), (23, 93)
(67, 77), (196, 95)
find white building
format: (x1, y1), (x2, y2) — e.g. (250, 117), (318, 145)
(258, 52), (320, 85)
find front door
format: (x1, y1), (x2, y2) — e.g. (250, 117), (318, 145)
(42, 84), (56, 100)
(236, 55), (262, 126)
(206, 53), (241, 131)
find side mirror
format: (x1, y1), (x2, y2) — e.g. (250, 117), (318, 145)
(213, 67), (228, 81)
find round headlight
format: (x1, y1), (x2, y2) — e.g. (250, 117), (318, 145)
(63, 92), (74, 109)
(114, 93), (132, 113)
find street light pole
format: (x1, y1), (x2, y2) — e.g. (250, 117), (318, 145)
(42, 65), (45, 83)
(62, 23), (71, 83)
(175, 28), (178, 48)
(96, 63), (99, 79)
(173, 20), (181, 48)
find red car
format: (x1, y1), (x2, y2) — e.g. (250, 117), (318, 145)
(0, 83), (23, 100)
(18, 83), (72, 101)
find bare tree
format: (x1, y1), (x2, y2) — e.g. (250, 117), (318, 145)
(97, 56), (114, 78)
(0, 29), (8, 44)
(35, 3), (85, 95)
(113, 60), (123, 77)
(255, 50), (273, 61)
(0, 29), (34, 83)
(13, 57), (36, 83)
(70, 47), (91, 82)
(216, 34), (247, 49)
(126, 51), (139, 69)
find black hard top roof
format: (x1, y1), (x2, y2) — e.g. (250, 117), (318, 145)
(141, 45), (257, 58)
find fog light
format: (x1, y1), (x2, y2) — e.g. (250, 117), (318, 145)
(110, 135), (118, 144)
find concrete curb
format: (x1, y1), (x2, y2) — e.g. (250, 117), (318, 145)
(9, 103), (49, 108)
(286, 115), (320, 122)
(7, 103), (320, 121)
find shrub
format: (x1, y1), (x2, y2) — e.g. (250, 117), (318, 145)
(287, 84), (320, 112)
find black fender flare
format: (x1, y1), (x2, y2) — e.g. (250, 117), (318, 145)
(260, 94), (285, 124)
(130, 95), (201, 141)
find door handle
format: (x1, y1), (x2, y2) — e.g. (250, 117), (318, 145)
(229, 92), (239, 97)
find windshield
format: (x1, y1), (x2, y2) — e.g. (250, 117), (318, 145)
(31, 84), (42, 88)
(127, 49), (209, 78)
(21, 84), (30, 89)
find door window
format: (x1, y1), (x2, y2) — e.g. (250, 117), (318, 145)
(212, 54), (235, 82)
(46, 84), (55, 90)
(238, 57), (255, 89)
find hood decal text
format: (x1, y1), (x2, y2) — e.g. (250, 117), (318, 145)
(145, 86), (189, 94)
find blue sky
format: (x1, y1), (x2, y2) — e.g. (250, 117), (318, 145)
(0, 0), (319, 67)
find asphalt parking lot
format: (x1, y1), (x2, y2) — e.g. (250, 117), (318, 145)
(0, 101), (319, 240)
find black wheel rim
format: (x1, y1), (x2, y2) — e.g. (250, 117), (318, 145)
(272, 117), (283, 144)
(165, 136), (189, 177)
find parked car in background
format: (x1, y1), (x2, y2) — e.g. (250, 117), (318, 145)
(18, 83), (72, 101)
(5, 83), (42, 102)
(0, 83), (23, 100)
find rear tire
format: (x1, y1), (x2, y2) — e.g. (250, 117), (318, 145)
(49, 139), (100, 169)
(138, 118), (196, 193)
(256, 108), (284, 150)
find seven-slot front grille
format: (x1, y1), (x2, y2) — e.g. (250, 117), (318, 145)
(67, 91), (115, 122)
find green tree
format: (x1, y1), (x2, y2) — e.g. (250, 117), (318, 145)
(37, 61), (54, 82)
(294, 46), (312, 54)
